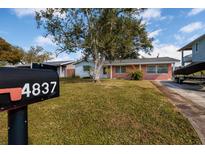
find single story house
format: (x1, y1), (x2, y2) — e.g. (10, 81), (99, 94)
(14, 60), (75, 78)
(44, 60), (75, 78)
(74, 57), (179, 80)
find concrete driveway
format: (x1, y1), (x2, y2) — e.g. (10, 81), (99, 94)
(159, 81), (205, 108)
(153, 80), (205, 144)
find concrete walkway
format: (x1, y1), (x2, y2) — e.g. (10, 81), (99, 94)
(152, 81), (205, 144)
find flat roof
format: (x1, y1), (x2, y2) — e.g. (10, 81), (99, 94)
(44, 60), (74, 66)
(178, 34), (205, 51)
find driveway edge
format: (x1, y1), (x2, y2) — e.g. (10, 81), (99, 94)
(151, 81), (205, 144)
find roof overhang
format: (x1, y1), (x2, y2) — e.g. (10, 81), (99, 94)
(44, 61), (74, 66)
(178, 34), (205, 52)
(104, 61), (179, 66)
(60, 61), (74, 66)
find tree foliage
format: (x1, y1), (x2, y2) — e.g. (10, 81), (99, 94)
(0, 37), (24, 65)
(36, 9), (153, 81)
(22, 46), (53, 64)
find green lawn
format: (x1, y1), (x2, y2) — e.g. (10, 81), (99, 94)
(0, 79), (201, 144)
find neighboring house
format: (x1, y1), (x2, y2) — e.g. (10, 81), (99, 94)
(178, 34), (205, 66)
(14, 60), (75, 78)
(44, 61), (75, 78)
(174, 34), (205, 76)
(74, 57), (179, 80)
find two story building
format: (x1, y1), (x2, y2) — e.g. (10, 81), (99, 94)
(178, 34), (205, 66)
(175, 34), (205, 76)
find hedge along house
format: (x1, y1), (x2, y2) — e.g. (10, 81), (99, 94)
(74, 57), (179, 80)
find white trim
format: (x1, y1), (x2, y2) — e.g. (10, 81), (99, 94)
(60, 61), (74, 66)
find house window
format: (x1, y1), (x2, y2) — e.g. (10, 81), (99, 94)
(83, 65), (91, 72)
(115, 66), (126, 74)
(121, 66), (126, 73)
(196, 43), (198, 52)
(157, 65), (168, 73)
(103, 67), (107, 74)
(147, 65), (156, 73)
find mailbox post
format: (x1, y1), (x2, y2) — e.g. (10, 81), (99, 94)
(8, 106), (28, 145)
(0, 64), (59, 145)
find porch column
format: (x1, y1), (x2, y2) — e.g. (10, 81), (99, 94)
(110, 65), (113, 79)
(181, 50), (184, 66)
(173, 63), (175, 71)
(59, 66), (62, 77)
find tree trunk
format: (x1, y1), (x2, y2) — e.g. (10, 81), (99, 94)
(93, 57), (105, 83)
(93, 60), (101, 83)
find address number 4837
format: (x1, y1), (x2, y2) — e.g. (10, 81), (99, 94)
(22, 81), (57, 97)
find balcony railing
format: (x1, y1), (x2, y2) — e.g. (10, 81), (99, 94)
(183, 54), (192, 63)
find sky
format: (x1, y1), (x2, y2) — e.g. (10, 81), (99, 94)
(0, 8), (205, 62)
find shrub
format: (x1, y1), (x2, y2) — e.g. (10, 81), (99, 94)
(129, 70), (143, 80)
(74, 75), (80, 79)
(82, 76), (92, 79)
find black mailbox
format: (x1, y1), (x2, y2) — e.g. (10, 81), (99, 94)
(0, 67), (59, 112)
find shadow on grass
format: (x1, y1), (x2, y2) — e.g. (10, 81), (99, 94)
(60, 77), (93, 84)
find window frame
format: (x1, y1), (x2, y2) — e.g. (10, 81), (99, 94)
(146, 64), (169, 74)
(195, 42), (199, 53)
(115, 66), (126, 74)
(157, 64), (168, 74)
(103, 67), (107, 75)
(83, 65), (91, 72)
(146, 65), (157, 74)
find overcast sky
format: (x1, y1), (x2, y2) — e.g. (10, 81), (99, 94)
(0, 8), (205, 61)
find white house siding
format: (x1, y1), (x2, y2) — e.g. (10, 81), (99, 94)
(75, 61), (94, 78)
(57, 66), (67, 78)
(192, 39), (205, 62)
(75, 61), (107, 78)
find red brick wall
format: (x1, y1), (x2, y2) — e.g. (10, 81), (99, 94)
(111, 65), (139, 79)
(108, 64), (172, 80)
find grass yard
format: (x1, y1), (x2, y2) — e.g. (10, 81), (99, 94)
(0, 79), (201, 144)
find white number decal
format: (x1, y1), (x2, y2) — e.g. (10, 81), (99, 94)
(42, 82), (49, 94)
(22, 81), (57, 97)
(32, 83), (41, 96)
(50, 81), (57, 93)
(22, 83), (31, 97)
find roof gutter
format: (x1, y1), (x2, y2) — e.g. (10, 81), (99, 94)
(178, 34), (205, 51)
(104, 61), (179, 66)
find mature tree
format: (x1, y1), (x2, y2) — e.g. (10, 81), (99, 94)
(0, 37), (24, 65)
(22, 46), (53, 64)
(36, 9), (153, 82)
(0, 61), (7, 67)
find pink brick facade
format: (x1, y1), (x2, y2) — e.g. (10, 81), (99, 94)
(107, 64), (173, 80)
